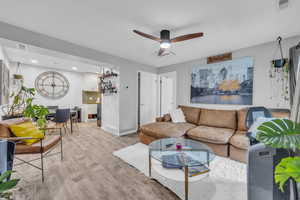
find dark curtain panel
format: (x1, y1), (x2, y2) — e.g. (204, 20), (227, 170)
(289, 44), (300, 107)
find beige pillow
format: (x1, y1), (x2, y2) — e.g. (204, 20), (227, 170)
(170, 108), (186, 123)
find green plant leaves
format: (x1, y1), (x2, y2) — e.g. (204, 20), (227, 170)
(0, 171), (20, 195)
(23, 104), (49, 128)
(0, 179), (19, 193)
(275, 157), (300, 192)
(0, 171), (12, 183)
(256, 119), (300, 150)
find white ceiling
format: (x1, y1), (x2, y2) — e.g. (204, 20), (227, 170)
(5, 47), (102, 73)
(0, 0), (299, 67)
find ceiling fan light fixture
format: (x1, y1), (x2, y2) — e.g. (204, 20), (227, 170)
(160, 41), (171, 49)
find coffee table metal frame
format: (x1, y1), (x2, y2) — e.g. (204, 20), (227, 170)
(148, 138), (214, 200)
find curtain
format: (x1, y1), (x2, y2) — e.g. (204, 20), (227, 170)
(289, 45), (300, 107)
(290, 47), (300, 123)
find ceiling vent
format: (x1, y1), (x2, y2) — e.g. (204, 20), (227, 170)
(278, 0), (289, 9)
(17, 43), (27, 51)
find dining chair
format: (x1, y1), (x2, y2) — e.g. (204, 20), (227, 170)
(55, 109), (71, 134)
(71, 108), (79, 130)
(46, 106), (59, 121)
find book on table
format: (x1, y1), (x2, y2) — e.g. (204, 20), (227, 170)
(161, 153), (210, 177)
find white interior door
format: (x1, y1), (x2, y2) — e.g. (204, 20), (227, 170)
(140, 72), (158, 125)
(160, 72), (176, 116)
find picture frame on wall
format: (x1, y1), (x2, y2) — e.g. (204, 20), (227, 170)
(0, 60), (10, 105)
(191, 57), (254, 105)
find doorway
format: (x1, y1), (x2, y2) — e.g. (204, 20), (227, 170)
(138, 71), (158, 127)
(159, 72), (176, 116)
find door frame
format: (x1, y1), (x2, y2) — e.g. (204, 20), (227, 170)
(158, 71), (177, 116)
(137, 71), (159, 129)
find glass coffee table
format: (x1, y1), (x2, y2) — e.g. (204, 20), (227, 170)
(149, 138), (215, 200)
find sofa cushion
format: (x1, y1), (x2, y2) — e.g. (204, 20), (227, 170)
(0, 118), (30, 138)
(187, 126), (235, 144)
(237, 108), (248, 131)
(179, 105), (201, 125)
(140, 122), (196, 139)
(229, 131), (249, 150)
(198, 109), (237, 129)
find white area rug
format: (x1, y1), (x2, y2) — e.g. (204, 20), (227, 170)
(113, 143), (247, 200)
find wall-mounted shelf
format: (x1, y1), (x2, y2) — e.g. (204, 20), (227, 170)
(99, 69), (118, 95)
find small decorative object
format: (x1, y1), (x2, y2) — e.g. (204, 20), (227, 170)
(191, 57), (254, 105)
(207, 52), (232, 64)
(269, 36), (289, 105)
(176, 143), (182, 150)
(270, 37), (289, 71)
(12, 62), (23, 80)
(35, 71), (70, 99)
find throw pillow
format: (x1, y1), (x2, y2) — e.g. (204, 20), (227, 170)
(9, 121), (45, 145)
(170, 108), (186, 123)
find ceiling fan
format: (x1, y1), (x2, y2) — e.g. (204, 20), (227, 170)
(133, 29), (203, 56)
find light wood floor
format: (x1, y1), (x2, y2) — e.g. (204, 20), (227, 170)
(12, 123), (178, 200)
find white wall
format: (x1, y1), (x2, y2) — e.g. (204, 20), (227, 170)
(118, 65), (156, 134)
(10, 63), (99, 114)
(158, 35), (300, 110)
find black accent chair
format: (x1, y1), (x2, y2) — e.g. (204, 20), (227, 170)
(245, 107), (272, 145)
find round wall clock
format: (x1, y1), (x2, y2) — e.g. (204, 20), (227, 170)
(35, 71), (70, 99)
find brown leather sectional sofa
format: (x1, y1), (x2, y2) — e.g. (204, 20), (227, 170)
(139, 105), (288, 163)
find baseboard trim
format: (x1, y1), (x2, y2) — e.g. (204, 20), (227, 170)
(119, 129), (137, 136)
(101, 126), (119, 135)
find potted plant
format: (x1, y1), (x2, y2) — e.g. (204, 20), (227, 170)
(23, 103), (49, 129)
(0, 171), (20, 200)
(1, 86), (35, 120)
(256, 118), (300, 198)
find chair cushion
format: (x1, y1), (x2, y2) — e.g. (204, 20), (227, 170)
(179, 105), (201, 125)
(199, 109), (237, 129)
(187, 126), (235, 144)
(9, 121), (44, 145)
(15, 135), (61, 154)
(140, 122), (196, 139)
(229, 131), (249, 150)
(0, 118), (30, 138)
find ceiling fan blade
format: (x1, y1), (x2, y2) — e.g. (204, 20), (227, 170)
(133, 30), (161, 42)
(158, 48), (166, 56)
(171, 32), (203, 43)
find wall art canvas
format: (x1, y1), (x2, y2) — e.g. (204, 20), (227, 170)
(191, 57), (253, 105)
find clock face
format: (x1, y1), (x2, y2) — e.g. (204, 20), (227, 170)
(35, 71), (70, 99)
